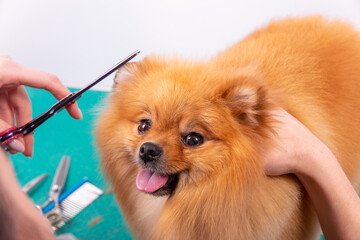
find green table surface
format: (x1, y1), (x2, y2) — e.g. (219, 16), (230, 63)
(10, 87), (133, 240)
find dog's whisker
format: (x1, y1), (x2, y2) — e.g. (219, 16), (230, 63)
(169, 159), (205, 172)
(168, 159), (208, 185)
(113, 152), (132, 156)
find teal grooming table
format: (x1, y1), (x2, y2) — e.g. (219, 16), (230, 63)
(10, 87), (133, 240)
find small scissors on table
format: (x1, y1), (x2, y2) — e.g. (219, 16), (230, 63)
(21, 173), (49, 194)
(42, 156), (71, 227)
(0, 50), (140, 148)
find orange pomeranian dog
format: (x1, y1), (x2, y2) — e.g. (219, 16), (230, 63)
(96, 16), (360, 239)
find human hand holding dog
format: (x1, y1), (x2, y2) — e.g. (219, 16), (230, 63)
(264, 108), (360, 240)
(0, 53), (82, 157)
(263, 108), (332, 177)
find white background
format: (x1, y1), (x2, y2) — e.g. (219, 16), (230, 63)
(0, 0), (359, 91)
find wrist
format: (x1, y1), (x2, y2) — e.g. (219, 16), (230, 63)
(292, 139), (336, 179)
(295, 148), (338, 189)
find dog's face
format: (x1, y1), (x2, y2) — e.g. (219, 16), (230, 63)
(97, 56), (272, 197)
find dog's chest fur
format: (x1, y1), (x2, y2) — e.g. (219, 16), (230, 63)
(133, 194), (167, 239)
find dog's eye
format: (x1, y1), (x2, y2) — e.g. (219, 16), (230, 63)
(183, 132), (204, 147)
(138, 119), (152, 134)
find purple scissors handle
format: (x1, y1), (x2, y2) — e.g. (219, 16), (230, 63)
(0, 50), (140, 146)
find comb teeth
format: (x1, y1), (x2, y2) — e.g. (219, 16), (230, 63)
(44, 179), (103, 230)
(60, 182), (103, 221)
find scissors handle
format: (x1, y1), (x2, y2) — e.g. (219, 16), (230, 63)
(0, 127), (24, 145)
(0, 106), (53, 145)
(0, 91), (80, 146)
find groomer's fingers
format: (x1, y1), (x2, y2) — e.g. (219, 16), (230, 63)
(263, 147), (293, 176)
(0, 92), (14, 126)
(0, 119), (25, 154)
(7, 86), (34, 157)
(0, 55), (83, 119)
(16, 68), (83, 120)
(0, 92), (26, 154)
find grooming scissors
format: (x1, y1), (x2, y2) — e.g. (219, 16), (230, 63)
(42, 156), (71, 226)
(21, 173), (48, 194)
(0, 50), (140, 147)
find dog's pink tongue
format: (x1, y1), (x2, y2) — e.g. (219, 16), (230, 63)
(136, 168), (169, 193)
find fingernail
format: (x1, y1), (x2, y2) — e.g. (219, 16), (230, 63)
(73, 106), (83, 120)
(28, 148), (33, 159)
(79, 109), (83, 120)
(7, 139), (25, 153)
(30, 147), (33, 158)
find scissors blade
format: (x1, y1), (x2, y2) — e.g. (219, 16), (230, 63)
(22, 173), (49, 194)
(49, 156), (70, 202)
(0, 50), (140, 144)
(77, 49), (140, 96)
(42, 49), (141, 119)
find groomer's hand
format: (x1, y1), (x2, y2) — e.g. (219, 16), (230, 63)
(0, 53), (82, 157)
(262, 108), (329, 176)
(263, 109), (360, 240)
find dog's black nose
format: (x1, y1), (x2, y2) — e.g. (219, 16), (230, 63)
(139, 142), (163, 163)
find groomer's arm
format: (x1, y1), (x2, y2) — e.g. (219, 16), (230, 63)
(0, 148), (55, 240)
(263, 109), (360, 240)
(295, 146), (360, 240)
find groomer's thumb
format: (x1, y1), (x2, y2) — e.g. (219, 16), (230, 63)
(0, 120), (25, 153)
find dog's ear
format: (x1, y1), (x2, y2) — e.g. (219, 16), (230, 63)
(113, 62), (138, 85)
(222, 84), (269, 127)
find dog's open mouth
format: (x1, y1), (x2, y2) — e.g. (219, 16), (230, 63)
(136, 168), (179, 196)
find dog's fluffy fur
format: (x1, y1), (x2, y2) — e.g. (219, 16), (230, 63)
(96, 16), (360, 239)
